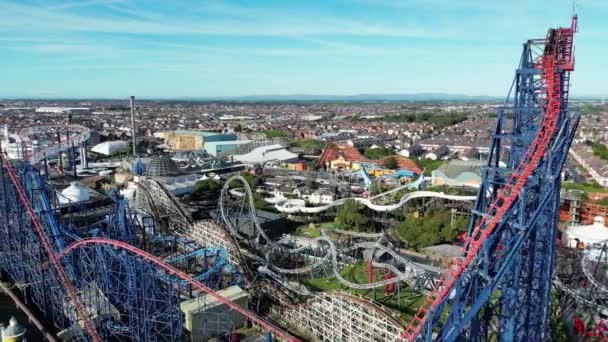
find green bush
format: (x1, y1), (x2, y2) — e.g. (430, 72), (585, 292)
(397, 210), (468, 250)
(586, 140), (608, 160)
(381, 111), (468, 129)
(190, 179), (221, 200)
(264, 129), (291, 138)
(240, 171), (260, 189)
(562, 181), (608, 194)
(335, 199), (368, 231)
(364, 146), (393, 159)
(595, 197), (608, 206)
(414, 158), (445, 176)
(384, 156), (399, 169)
(289, 139), (326, 149)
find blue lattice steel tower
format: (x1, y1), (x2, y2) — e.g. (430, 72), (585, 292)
(0, 160), (240, 341)
(403, 16), (579, 341)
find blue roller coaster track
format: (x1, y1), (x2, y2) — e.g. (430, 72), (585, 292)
(0, 159), (243, 341)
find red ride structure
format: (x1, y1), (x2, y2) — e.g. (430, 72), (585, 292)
(0, 154), (102, 342)
(55, 238), (299, 342)
(402, 16), (579, 341)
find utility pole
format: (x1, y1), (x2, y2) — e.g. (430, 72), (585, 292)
(130, 96), (137, 156)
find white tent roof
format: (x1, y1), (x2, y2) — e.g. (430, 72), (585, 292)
(59, 182), (90, 204)
(566, 216), (608, 245)
(91, 140), (130, 156)
(233, 144), (298, 164)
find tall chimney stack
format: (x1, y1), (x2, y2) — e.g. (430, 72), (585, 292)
(130, 96), (137, 156)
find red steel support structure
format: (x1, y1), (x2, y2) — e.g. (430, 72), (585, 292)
(402, 16), (579, 341)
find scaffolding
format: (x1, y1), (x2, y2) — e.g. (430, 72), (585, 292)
(278, 292), (402, 341)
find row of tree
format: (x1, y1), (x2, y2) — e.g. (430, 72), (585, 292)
(586, 140), (608, 161)
(334, 199), (469, 250)
(397, 210), (468, 250)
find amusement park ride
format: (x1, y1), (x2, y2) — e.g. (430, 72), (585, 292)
(0, 13), (605, 342)
(402, 15), (581, 341)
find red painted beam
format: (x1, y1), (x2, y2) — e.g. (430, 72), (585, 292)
(56, 237), (300, 342)
(0, 155), (102, 342)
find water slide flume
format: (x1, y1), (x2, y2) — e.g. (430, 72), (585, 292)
(273, 190), (477, 214)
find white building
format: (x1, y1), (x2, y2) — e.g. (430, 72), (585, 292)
(309, 190), (335, 205)
(569, 143), (608, 187)
(563, 216), (608, 248)
(91, 141), (130, 156)
(233, 144), (298, 165)
(35, 107), (90, 114)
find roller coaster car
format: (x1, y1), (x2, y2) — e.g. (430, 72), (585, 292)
(545, 15), (577, 71)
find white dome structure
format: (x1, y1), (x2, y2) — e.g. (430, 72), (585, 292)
(91, 140), (130, 156)
(564, 216), (608, 248)
(58, 182), (90, 204)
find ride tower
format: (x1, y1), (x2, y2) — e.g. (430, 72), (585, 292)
(403, 16), (580, 341)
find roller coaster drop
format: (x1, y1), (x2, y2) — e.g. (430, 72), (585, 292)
(215, 16), (582, 341)
(402, 16), (579, 341)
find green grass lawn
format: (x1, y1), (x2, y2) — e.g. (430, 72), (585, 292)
(414, 158), (445, 176)
(562, 181), (608, 194)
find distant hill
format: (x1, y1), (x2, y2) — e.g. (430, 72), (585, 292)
(180, 93), (502, 103)
(3, 93), (602, 103)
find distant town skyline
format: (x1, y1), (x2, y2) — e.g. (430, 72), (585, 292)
(1, 0), (606, 98)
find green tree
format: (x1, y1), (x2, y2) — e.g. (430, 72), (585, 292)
(264, 129), (291, 138)
(335, 199), (368, 231)
(364, 146), (393, 159)
(414, 158), (445, 177)
(384, 156), (399, 169)
(240, 171), (260, 189)
(289, 139), (327, 149)
(398, 215), (424, 247)
(550, 291), (569, 342)
(397, 210), (468, 250)
(381, 111), (468, 129)
(586, 140), (608, 160)
(596, 197), (608, 206)
(190, 179), (221, 201)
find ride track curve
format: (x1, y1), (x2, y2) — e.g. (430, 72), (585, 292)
(219, 175), (439, 291)
(273, 190), (476, 214)
(17, 124), (91, 164)
(269, 236), (432, 290)
(7, 126), (268, 338)
(401, 16), (577, 340)
(0, 153), (102, 342)
(54, 237), (300, 342)
(219, 175), (274, 243)
(581, 241), (608, 294)
(130, 180), (257, 283)
(552, 241), (608, 336)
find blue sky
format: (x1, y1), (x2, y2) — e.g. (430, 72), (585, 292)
(0, 0), (606, 98)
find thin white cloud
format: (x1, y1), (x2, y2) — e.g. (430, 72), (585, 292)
(46, 0), (127, 11)
(0, 0), (445, 38)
